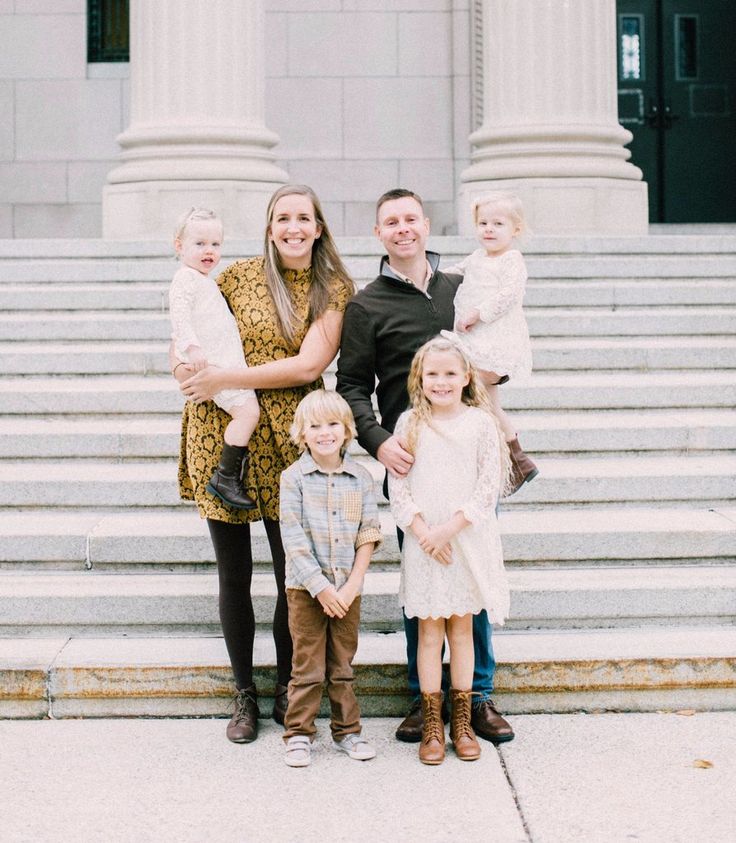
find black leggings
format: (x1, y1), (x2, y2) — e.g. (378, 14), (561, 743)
(206, 518), (293, 690)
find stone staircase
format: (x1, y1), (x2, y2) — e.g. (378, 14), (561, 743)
(1, 234), (735, 719)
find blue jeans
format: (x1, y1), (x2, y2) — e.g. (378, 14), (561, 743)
(403, 609), (496, 700)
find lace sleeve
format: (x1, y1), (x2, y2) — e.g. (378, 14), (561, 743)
(478, 250), (528, 324)
(459, 412), (501, 524)
(169, 267), (201, 358)
(388, 412), (422, 529)
(441, 252), (472, 276)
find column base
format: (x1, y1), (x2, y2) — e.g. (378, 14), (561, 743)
(103, 180), (286, 240)
(457, 178), (649, 236)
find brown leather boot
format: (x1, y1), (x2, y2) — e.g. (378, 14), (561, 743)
(206, 443), (258, 510)
(418, 691), (445, 765)
(226, 685), (259, 743)
(272, 683), (288, 726)
(505, 435), (539, 496)
(450, 688), (481, 761)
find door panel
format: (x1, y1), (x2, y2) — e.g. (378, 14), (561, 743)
(617, 0), (736, 222)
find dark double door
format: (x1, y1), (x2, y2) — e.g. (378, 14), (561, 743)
(617, 0), (736, 222)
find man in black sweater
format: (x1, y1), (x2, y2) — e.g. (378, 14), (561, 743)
(336, 189), (514, 744)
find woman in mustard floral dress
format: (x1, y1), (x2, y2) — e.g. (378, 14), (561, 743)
(173, 185), (354, 744)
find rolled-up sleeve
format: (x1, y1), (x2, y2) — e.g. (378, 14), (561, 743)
(355, 468), (383, 550)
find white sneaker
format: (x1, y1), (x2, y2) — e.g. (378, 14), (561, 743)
(333, 732), (376, 761)
(284, 735), (311, 767)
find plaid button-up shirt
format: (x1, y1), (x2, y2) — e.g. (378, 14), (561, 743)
(280, 450), (383, 597)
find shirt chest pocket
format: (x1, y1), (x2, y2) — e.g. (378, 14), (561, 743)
(341, 490), (362, 523)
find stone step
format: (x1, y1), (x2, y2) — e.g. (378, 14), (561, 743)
(1, 409), (734, 459)
(2, 372), (733, 415)
(2, 336), (734, 376)
(1, 456), (733, 509)
(4, 625), (735, 717)
(1, 306), (734, 341)
(2, 278), (735, 312)
(1, 507), (734, 570)
(0, 566), (734, 637)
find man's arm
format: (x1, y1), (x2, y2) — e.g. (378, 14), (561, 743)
(336, 299), (390, 457)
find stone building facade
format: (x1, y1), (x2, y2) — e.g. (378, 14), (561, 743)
(1, 0), (647, 239)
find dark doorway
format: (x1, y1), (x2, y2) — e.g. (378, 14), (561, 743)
(617, 0), (736, 222)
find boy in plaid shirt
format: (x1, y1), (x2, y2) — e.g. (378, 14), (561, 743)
(279, 389), (382, 767)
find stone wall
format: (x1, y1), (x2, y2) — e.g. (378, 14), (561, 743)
(0, 0), (471, 237)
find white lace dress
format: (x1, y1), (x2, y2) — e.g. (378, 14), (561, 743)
(169, 266), (256, 411)
(444, 248), (532, 379)
(388, 407), (510, 624)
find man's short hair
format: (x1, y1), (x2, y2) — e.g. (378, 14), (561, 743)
(375, 189), (425, 223)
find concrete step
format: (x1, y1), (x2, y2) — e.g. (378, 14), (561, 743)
(1, 456), (733, 509)
(2, 336), (734, 376)
(1, 566), (734, 636)
(2, 278), (735, 312)
(2, 305), (733, 341)
(1, 409), (733, 459)
(3, 625), (735, 717)
(0, 342), (168, 375)
(3, 371), (734, 415)
(1, 507), (734, 570)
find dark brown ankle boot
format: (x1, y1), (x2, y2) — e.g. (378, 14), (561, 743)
(450, 688), (481, 761)
(419, 691), (445, 765)
(206, 443), (257, 510)
(226, 685), (259, 743)
(505, 435), (539, 496)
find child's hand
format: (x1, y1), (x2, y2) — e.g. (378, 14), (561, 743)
(456, 309), (480, 333)
(187, 346), (208, 372)
(337, 580), (360, 609)
(419, 523), (457, 565)
(317, 585), (349, 618)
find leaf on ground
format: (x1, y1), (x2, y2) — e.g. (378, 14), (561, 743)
(675, 709), (696, 716)
(693, 759), (713, 769)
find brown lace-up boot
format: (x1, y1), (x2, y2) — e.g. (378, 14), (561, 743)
(226, 685), (259, 743)
(505, 435), (539, 496)
(418, 691), (446, 765)
(450, 688), (481, 761)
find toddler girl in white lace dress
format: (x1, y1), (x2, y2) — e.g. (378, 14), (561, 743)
(389, 335), (511, 766)
(442, 192), (537, 494)
(170, 208), (259, 509)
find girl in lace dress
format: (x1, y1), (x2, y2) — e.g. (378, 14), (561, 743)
(170, 208), (260, 509)
(389, 335), (511, 766)
(442, 192), (537, 494)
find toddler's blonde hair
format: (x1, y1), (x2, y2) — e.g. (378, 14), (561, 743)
(404, 336), (512, 494)
(471, 192), (527, 236)
(290, 389), (357, 455)
(173, 207), (223, 260)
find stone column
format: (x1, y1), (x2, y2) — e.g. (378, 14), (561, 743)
(459, 0), (648, 235)
(103, 0), (287, 240)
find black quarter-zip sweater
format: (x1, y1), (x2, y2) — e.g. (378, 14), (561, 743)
(336, 251), (461, 458)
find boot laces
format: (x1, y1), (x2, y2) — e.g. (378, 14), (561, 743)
(424, 702), (443, 742)
(232, 688), (256, 723)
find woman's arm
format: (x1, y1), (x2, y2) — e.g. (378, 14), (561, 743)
(180, 308), (343, 402)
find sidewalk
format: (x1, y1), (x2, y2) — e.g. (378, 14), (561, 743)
(2, 712), (734, 843)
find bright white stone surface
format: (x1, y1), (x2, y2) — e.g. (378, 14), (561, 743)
(16, 80), (122, 160)
(0, 13), (85, 78)
(0, 81), (12, 160)
(398, 11), (452, 76)
(0, 162), (67, 203)
(344, 77), (453, 158)
(287, 12), (397, 76)
(266, 77), (344, 157)
(14, 204), (101, 238)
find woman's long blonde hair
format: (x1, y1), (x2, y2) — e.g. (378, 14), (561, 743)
(404, 336), (512, 494)
(263, 184), (355, 347)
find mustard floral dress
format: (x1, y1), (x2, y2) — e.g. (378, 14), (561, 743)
(178, 256), (351, 524)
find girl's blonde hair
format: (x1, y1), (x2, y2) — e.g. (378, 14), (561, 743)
(289, 389), (357, 455)
(404, 336), (512, 494)
(471, 191), (527, 236)
(264, 184), (355, 348)
(174, 207), (223, 247)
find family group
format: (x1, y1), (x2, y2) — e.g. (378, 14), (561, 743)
(169, 184), (537, 767)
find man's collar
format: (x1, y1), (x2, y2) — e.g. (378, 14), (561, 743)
(380, 250), (441, 284)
